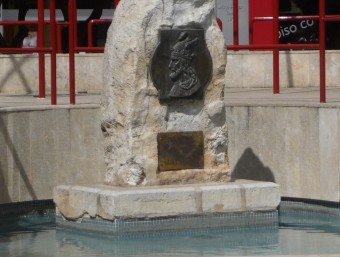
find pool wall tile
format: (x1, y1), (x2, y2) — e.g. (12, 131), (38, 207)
(56, 210), (279, 237)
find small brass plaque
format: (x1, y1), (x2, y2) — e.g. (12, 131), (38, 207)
(157, 131), (204, 171)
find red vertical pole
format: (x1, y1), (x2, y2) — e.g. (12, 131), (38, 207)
(319, 0), (326, 103)
(233, 0), (239, 45)
(57, 24), (62, 53)
(69, 0), (76, 104)
(216, 17), (223, 31)
(50, 0), (57, 105)
(73, 1), (77, 49)
(273, 0), (280, 94)
(88, 21), (93, 47)
(37, 0), (45, 98)
(114, 0), (120, 8)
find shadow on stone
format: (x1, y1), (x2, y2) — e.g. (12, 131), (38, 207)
(0, 57), (32, 94)
(0, 117), (37, 201)
(0, 165), (11, 203)
(231, 148), (276, 183)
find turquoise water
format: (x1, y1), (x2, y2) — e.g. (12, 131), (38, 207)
(1, 210), (340, 256)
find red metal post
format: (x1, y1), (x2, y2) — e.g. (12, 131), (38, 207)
(38, 0), (45, 98)
(249, 0), (275, 45)
(69, 0), (76, 104)
(319, 0), (326, 103)
(114, 0), (120, 8)
(55, 22), (68, 53)
(216, 17), (223, 31)
(273, 0), (280, 94)
(73, 1), (78, 49)
(50, 0), (57, 105)
(88, 21), (93, 47)
(233, 0), (239, 45)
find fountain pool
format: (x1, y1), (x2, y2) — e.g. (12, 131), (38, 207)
(1, 199), (340, 257)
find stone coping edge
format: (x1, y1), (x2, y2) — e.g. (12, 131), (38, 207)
(0, 104), (99, 113)
(53, 180), (280, 220)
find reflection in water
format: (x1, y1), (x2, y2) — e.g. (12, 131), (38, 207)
(1, 209), (340, 257)
(56, 226), (278, 257)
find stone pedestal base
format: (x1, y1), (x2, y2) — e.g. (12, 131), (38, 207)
(54, 180), (280, 236)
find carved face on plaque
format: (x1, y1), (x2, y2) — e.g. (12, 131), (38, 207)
(150, 29), (212, 100)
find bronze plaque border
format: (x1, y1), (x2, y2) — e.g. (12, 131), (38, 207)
(157, 131), (204, 172)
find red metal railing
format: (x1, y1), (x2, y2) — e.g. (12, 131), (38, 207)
(66, 0), (116, 104)
(68, 0), (76, 104)
(0, 0), (57, 104)
(2, 0), (334, 105)
(50, 0), (57, 105)
(227, 0), (337, 103)
(0, 0), (116, 105)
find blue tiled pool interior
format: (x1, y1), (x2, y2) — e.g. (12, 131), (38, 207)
(1, 198), (340, 256)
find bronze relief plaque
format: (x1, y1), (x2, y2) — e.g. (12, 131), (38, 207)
(150, 28), (212, 101)
(157, 131), (204, 171)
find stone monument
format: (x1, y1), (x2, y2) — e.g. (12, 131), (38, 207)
(101, 0), (228, 186)
(54, 0), (280, 235)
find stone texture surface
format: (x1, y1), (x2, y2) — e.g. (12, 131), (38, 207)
(241, 181), (280, 211)
(225, 50), (340, 89)
(319, 109), (340, 200)
(98, 187), (197, 219)
(53, 180), (280, 220)
(2, 51), (340, 95)
(201, 184), (242, 212)
(101, 0), (227, 186)
(0, 107), (105, 204)
(4, 102), (340, 203)
(226, 106), (333, 201)
(0, 54), (104, 95)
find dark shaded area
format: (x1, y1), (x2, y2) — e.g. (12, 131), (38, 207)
(281, 196), (340, 208)
(231, 148), (276, 183)
(0, 202), (55, 246)
(61, 0), (110, 52)
(279, 0), (340, 49)
(0, 200), (54, 216)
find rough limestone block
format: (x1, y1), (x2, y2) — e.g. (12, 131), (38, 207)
(69, 186), (101, 217)
(96, 189), (119, 220)
(53, 185), (71, 205)
(101, 0), (227, 186)
(242, 182), (280, 211)
(201, 184), (242, 212)
(53, 185), (73, 217)
(98, 187), (197, 219)
(54, 185), (101, 219)
(54, 181), (280, 221)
